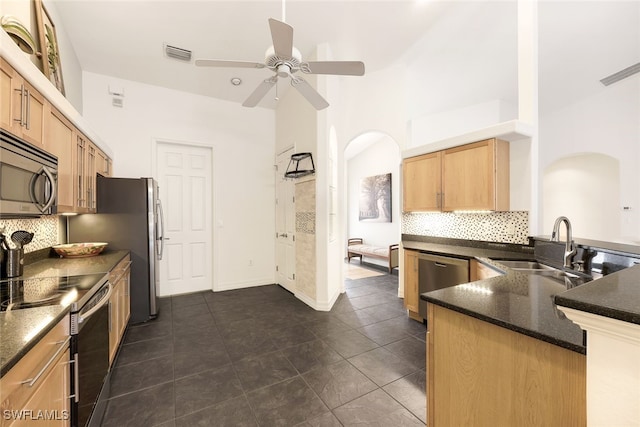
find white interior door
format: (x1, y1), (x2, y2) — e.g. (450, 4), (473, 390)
(275, 149), (296, 293)
(156, 142), (213, 296)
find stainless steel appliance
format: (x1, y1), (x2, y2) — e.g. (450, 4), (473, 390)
(69, 177), (164, 323)
(0, 129), (57, 217)
(418, 253), (469, 319)
(0, 273), (111, 427)
(69, 275), (111, 427)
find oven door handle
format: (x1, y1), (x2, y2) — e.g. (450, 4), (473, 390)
(78, 282), (112, 324)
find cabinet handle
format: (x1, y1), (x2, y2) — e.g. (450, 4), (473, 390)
(22, 336), (71, 388)
(108, 301), (112, 332)
(14, 85), (25, 126)
(436, 193), (440, 209)
(24, 88), (30, 130)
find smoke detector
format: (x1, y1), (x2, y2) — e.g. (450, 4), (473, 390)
(230, 77), (242, 86)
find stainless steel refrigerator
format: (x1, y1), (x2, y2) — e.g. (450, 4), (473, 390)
(69, 177), (164, 324)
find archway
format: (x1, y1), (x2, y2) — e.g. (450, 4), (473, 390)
(342, 131), (402, 281)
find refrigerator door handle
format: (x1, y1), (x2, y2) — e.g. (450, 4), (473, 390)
(157, 198), (166, 260)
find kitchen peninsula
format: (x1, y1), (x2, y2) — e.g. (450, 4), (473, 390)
(412, 235), (640, 426)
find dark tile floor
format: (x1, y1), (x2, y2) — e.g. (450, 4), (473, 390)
(99, 265), (427, 426)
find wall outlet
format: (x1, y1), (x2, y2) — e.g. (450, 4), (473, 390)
(507, 224), (516, 235)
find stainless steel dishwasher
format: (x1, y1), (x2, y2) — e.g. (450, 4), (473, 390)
(418, 253), (469, 319)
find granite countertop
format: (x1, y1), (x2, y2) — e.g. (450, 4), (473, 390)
(402, 239), (535, 261)
(421, 258), (586, 353)
(403, 237), (586, 353)
(411, 235), (640, 354)
(554, 264), (640, 325)
(0, 249), (130, 377)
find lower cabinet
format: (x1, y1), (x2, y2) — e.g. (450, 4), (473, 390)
(108, 256), (131, 365)
(403, 249), (420, 320)
(0, 315), (71, 427)
(426, 303), (586, 426)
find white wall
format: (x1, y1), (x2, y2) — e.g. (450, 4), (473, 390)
(347, 137), (401, 268)
(81, 71), (276, 292)
(538, 1), (640, 241)
(42, 0), (83, 112)
(404, 0), (518, 146)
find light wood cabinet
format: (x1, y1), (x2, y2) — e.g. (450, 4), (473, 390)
(403, 152), (442, 211)
(95, 148), (111, 177)
(426, 303), (586, 426)
(469, 259), (503, 281)
(442, 138), (509, 211)
(44, 108), (75, 212)
(0, 59), (46, 148)
(403, 249), (421, 320)
(2, 56), (113, 215)
(402, 138), (509, 212)
(0, 315), (70, 427)
(108, 255), (131, 365)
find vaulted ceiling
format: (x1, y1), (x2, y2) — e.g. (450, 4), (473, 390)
(53, 0), (455, 109)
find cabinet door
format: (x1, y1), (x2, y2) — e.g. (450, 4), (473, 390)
(0, 59), (22, 136)
(403, 250), (420, 313)
(95, 148), (111, 177)
(86, 143), (97, 211)
(442, 139), (509, 211)
(403, 152), (442, 212)
(9, 348), (71, 427)
(20, 79), (46, 148)
(73, 133), (89, 212)
(0, 60), (46, 147)
(108, 282), (121, 365)
(45, 109), (75, 211)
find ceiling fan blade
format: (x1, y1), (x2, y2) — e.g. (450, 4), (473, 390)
(195, 59), (265, 69)
(242, 76), (277, 107)
(268, 18), (293, 58)
(304, 61), (365, 76)
(290, 77), (329, 110)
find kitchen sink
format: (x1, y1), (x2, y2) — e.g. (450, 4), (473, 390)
(495, 259), (584, 281)
(496, 260), (555, 271)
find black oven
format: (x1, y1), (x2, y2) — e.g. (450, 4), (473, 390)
(0, 129), (57, 217)
(70, 277), (111, 427)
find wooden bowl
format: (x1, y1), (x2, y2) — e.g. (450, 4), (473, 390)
(52, 242), (108, 258)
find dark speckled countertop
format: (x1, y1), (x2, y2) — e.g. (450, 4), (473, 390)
(404, 236), (586, 353)
(410, 235), (640, 354)
(554, 264), (640, 325)
(1, 250), (129, 377)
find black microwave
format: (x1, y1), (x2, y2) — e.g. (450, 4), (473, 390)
(0, 129), (58, 217)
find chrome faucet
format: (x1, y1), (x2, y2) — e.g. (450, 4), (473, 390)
(551, 216), (577, 269)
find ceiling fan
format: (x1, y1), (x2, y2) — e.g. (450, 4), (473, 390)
(195, 18), (365, 110)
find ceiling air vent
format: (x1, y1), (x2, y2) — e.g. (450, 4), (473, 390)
(164, 44), (192, 62)
(600, 62), (640, 86)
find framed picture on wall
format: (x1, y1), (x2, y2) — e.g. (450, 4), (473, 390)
(359, 173), (392, 222)
(35, 0), (64, 95)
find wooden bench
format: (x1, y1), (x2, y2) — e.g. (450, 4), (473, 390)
(347, 238), (399, 273)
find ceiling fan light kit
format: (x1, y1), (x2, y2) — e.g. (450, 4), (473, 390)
(195, 18), (365, 110)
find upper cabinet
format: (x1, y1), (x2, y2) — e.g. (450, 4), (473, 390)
(403, 138), (510, 212)
(2, 56), (113, 215)
(44, 107), (75, 211)
(403, 151), (442, 212)
(0, 58), (46, 148)
(442, 138), (509, 211)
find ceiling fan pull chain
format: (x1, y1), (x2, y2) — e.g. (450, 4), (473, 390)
(275, 79), (279, 101)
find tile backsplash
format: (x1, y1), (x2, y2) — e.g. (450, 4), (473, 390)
(402, 211), (529, 244)
(0, 217), (62, 253)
